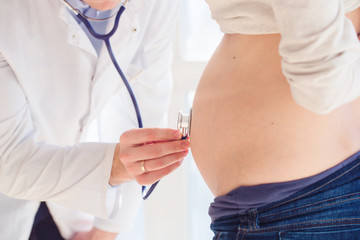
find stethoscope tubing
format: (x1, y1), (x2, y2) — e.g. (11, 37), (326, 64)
(70, 3), (158, 200)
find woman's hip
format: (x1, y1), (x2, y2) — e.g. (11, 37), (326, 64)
(211, 154), (360, 239)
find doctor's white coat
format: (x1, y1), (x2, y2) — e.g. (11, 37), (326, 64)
(0, 0), (180, 238)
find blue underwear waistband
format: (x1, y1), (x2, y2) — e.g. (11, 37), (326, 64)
(208, 150), (360, 222)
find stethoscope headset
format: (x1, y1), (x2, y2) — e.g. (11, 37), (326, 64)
(61, 0), (158, 200)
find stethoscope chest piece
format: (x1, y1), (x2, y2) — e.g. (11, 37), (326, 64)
(177, 109), (192, 139)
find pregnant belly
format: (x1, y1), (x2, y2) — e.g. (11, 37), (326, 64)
(190, 34), (360, 197)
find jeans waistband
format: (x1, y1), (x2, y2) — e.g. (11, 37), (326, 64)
(212, 152), (360, 225)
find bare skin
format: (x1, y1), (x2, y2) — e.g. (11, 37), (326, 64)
(72, 228), (117, 240)
(110, 128), (190, 187)
(191, 8), (360, 197)
(82, 0), (122, 11)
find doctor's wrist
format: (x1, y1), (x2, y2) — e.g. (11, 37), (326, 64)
(109, 143), (133, 186)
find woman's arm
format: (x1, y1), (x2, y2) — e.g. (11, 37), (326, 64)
(272, 0), (360, 114)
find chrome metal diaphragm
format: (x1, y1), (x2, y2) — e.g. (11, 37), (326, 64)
(177, 109), (192, 139)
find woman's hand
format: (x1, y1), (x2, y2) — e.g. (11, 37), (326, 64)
(109, 128), (190, 186)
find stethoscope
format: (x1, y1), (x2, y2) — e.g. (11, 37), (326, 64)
(61, 0), (158, 200)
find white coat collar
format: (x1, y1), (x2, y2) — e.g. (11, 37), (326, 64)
(92, 0), (146, 83)
(58, 2), (98, 57)
(57, 0), (146, 63)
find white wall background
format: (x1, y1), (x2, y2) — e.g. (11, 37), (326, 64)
(142, 52), (209, 240)
(142, 0), (222, 239)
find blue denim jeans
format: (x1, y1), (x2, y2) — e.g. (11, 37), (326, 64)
(211, 156), (360, 239)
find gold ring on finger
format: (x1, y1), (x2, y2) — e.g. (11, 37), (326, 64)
(141, 160), (148, 173)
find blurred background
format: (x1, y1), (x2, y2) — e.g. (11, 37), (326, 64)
(116, 0), (223, 239)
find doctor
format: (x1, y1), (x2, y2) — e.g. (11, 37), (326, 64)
(0, 0), (187, 239)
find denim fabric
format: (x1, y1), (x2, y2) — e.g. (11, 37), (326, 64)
(211, 156), (360, 240)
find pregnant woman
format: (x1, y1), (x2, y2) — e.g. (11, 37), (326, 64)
(191, 1), (360, 239)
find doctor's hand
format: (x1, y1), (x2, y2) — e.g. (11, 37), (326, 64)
(109, 128), (190, 186)
(71, 227), (117, 240)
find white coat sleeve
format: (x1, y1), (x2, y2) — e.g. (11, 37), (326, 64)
(0, 53), (116, 219)
(93, 0), (181, 232)
(93, 181), (142, 233)
(272, 0), (360, 114)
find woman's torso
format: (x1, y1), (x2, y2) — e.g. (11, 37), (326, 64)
(191, 8), (360, 197)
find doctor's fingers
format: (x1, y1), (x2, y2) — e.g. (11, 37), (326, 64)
(128, 150), (189, 176)
(120, 128), (183, 145)
(120, 139), (190, 163)
(135, 160), (184, 186)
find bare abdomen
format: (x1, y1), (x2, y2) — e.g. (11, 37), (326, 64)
(190, 33), (360, 197)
